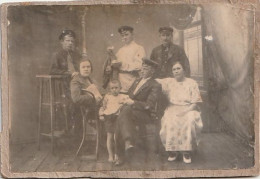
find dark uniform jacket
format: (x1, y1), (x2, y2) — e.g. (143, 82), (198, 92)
(49, 49), (82, 75)
(150, 42), (191, 78)
(128, 78), (162, 115)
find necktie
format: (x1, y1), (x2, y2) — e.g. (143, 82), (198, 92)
(67, 52), (76, 74)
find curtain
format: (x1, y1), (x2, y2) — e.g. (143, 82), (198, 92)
(202, 4), (254, 142)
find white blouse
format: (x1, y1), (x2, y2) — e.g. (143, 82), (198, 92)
(156, 78), (202, 105)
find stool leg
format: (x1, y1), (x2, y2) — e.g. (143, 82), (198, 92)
(50, 78), (54, 153)
(60, 83), (68, 132)
(63, 104), (69, 132)
(37, 79), (43, 150)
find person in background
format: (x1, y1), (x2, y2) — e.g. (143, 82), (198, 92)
(50, 29), (81, 76)
(99, 80), (130, 163)
(150, 26), (190, 79)
(156, 61), (203, 164)
(49, 30), (82, 133)
(103, 26), (146, 93)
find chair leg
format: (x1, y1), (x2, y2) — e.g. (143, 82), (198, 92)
(76, 110), (87, 157)
(95, 114), (100, 160)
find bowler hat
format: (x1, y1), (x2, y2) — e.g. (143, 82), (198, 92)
(118, 26), (134, 34)
(59, 29), (76, 40)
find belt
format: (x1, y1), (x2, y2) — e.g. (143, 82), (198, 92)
(119, 70), (139, 75)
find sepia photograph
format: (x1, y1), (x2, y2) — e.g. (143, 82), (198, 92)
(1, 1), (259, 178)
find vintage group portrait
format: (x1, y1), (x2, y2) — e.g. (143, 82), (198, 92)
(1, 1), (259, 178)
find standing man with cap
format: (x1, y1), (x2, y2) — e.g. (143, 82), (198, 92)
(150, 26), (190, 78)
(50, 29), (82, 76)
(104, 26), (146, 93)
(114, 58), (161, 165)
(49, 29), (82, 135)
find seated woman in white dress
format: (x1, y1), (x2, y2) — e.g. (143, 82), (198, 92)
(156, 61), (203, 164)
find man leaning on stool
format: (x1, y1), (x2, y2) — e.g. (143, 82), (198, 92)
(49, 29), (82, 135)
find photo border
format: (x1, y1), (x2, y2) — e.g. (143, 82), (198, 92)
(1, 0), (259, 178)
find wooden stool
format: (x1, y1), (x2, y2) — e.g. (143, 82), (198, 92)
(36, 75), (70, 153)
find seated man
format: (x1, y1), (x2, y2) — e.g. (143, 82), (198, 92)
(114, 58), (162, 165)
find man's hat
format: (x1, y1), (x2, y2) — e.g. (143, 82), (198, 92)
(118, 25), (134, 34)
(142, 58), (159, 68)
(159, 27), (174, 34)
(59, 29), (76, 40)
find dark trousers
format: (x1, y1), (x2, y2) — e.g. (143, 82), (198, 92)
(115, 105), (150, 158)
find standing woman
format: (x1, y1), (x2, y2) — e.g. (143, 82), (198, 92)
(156, 61), (203, 163)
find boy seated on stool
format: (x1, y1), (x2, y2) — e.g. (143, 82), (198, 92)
(99, 80), (131, 162)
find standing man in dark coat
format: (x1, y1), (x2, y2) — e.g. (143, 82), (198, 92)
(50, 29), (82, 76)
(150, 27), (190, 78)
(114, 58), (162, 165)
(49, 29), (82, 134)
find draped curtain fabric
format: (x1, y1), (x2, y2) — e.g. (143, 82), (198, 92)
(202, 4), (254, 142)
(170, 4), (197, 30)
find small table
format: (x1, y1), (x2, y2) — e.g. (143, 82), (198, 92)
(36, 75), (70, 153)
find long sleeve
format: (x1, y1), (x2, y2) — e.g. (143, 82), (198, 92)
(132, 82), (162, 112)
(131, 46), (146, 71)
(70, 77), (94, 105)
(49, 53), (67, 75)
(150, 48), (157, 62)
(116, 41), (146, 72)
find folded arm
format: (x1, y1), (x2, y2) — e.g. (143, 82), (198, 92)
(70, 79), (94, 106)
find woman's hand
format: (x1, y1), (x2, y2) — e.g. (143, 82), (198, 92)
(176, 104), (197, 117)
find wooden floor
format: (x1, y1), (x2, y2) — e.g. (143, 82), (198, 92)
(10, 133), (254, 173)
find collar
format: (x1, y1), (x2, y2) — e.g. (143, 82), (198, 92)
(124, 40), (135, 47)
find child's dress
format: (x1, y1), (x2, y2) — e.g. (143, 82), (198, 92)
(156, 77), (203, 151)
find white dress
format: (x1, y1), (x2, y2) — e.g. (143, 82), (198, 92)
(156, 78), (203, 151)
(116, 41), (146, 93)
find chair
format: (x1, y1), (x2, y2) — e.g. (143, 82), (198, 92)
(75, 91), (100, 160)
